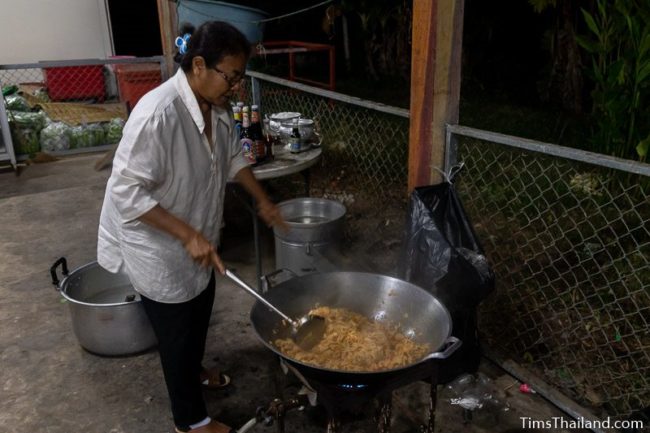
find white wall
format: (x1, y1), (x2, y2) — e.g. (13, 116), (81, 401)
(0, 0), (113, 64)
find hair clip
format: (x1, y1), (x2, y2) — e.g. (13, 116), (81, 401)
(174, 33), (191, 55)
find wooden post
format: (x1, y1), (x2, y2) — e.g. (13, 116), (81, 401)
(408, 0), (464, 190)
(157, 0), (178, 78)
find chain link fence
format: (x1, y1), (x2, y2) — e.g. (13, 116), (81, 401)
(0, 57), (166, 158)
(240, 72), (410, 203)
(241, 74), (649, 420)
(447, 126), (650, 421)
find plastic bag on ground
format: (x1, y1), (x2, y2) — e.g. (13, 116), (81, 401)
(104, 117), (125, 144)
(4, 94), (31, 111)
(70, 123), (105, 148)
(8, 111), (49, 154)
(446, 373), (509, 428)
(40, 122), (72, 152)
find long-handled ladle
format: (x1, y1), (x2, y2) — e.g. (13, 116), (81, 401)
(225, 269), (325, 350)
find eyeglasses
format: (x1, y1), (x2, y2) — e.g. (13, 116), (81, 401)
(213, 67), (244, 88)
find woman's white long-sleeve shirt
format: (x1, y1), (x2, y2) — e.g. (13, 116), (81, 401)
(97, 68), (248, 303)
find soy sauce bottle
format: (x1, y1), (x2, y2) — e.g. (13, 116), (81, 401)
(250, 105), (266, 164)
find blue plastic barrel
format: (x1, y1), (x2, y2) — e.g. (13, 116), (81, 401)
(177, 0), (268, 43)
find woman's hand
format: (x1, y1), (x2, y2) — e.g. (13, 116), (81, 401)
(138, 205), (225, 274)
(258, 199), (289, 232)
(182, 231), (225, 274)
(233, 167), (289, 232)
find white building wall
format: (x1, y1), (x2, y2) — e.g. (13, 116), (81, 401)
(0, 0), (113, 64)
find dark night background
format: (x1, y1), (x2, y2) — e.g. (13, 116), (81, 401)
(108, 0), (550, 108)
(107, 0), (598, 147)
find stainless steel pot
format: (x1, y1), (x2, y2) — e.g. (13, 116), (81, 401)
(250, 271), (460, 383)
(278, 118), (316, 141)
(269, 112), (301, 133)
(50, 258), (157, 356)
(273, 198), (346, 275)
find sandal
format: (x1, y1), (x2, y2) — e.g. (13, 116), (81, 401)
(200, 368), (231, 390)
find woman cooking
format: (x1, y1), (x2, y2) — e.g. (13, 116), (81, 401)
(97, 21), (285, 433)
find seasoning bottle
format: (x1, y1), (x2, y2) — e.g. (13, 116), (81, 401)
(233, 106), (242, 136)
(250, 105), (266, 164)
(240, 110), (256, 165)
(263, 117), (275, 160)
(289, 123), (301, 153)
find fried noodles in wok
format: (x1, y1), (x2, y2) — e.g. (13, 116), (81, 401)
(274, 306), (429, 372)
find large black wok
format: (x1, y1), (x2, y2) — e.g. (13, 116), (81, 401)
(250, 271), (461, 386)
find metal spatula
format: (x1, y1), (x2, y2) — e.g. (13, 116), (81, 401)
(225, 269), (325, 350)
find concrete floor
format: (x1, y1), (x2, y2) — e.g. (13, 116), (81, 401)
(0, 155), (590, 433)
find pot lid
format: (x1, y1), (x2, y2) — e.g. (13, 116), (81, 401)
(270, 111), (301, 121)
(280, 118), (313, 126)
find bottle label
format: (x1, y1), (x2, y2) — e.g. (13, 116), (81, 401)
(253, 139), (266, 162)
(289, 137), (301, 153)
(241, 138), (256, 164)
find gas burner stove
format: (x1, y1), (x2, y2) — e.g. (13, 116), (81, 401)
(310, 380), (391, 416)
(278, 359), (441, 433)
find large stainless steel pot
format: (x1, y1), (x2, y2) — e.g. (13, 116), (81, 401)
(250, 271), (460, 384)
(50, 258), (157, 356)
(274, 198), (346, 275)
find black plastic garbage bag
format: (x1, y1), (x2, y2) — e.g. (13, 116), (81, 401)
(397, 166), (495, 383)
(398, 182), (494, 308)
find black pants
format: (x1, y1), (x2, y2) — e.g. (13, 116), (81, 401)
(140, 273), (215, 429)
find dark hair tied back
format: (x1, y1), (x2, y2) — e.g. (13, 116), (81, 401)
(174, 21), (251, 71)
